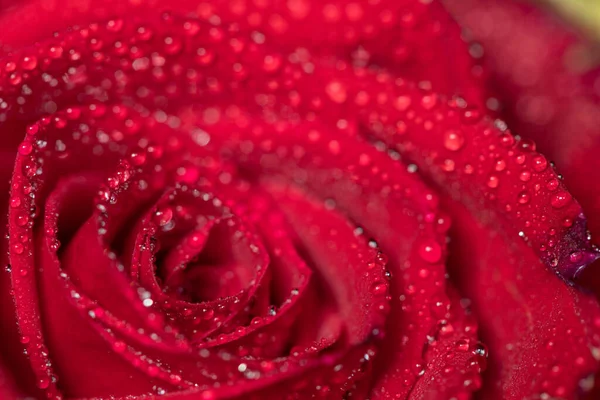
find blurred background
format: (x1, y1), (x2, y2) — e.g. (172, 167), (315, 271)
(541, 0), (600, 39)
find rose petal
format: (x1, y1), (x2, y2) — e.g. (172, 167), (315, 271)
(0, 150), (41, 396)
(0, 0), (484, 103)
(443, 196), (600, 399)
(440, 1), (600, 396)
(39, 174), (179, 396)
(131, 188), (270, 340)
(0, 360), (22, 399)
(264, 183), (389, 345)
(198, 116), (482, 397)
(193, 0), (486, 104)
(266, 67), (598, 279)
(409, 288), (485, 399)
(7, 110), (199, 396)
(105, 144), (314, 357)
(443, 0), (600, 233)
(32, 134), (349, 397)
(5, 103), (398, 397)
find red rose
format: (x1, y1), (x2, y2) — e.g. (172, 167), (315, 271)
(1, 0), (600, 399)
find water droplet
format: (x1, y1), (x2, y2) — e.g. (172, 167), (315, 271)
(16, 211), (29, 227)
(517, 191), (530, 204)
(129, 150), (147, 166)
(443, 130), (465, 151)
(569, 252), (583, 264)
(531, 154), (548, 172)
(456, 339), (470, 351)
(546, 178), (559, 191)
(48, 45), (64, 59)
(113, 341), (126, 353)
(472, 342), (488, 358)
(183, 20), (200, 36)
(494, 158), (506, 172)
(328, 140), (341, 155)
(9, 72), (22, 85)
(499, 133), (515, 147)
(370, 282), (387, 295)
(106, 19), (124, 32)
(519, 170), (531, 182)
(18, 142), (33, 156)
(418, 241), (442, 263)
(394, 96), (412, 111)
(325, 81), (347, 104)
(37, 377), (50, 389)
(518, 139), (536, 152)
(487, 175), (499, 188)
(195, 47), (215, 65)
(262, 54), (282, 73)
(21, 55), (38, 71)
(10, 197), (21, 208)
(153, 207), (173, 227)
(550, 191), (572, 209)
(12, 243), (24, 254)
(376, 252), (388, 265)
(461, 107), (481, 124)
(136, 25), (154, 41)
(420, 94), (437, 110)
(26, 124), (39, 136)
(3, 61), (16, 72)
(163, 36), (183, 55)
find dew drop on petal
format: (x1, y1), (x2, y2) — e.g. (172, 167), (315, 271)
(153, 207), (173, 227)
(519, 170), (531, 182)
(546, 178), (559, 191)
(456, 339), (470, 352)
(21, 55), (38, 71)
(418, 241), (442, 264)
(12, 243), (24, 255)
(394, 95), (412, 111)
(37, 377), (50, 389)
(325, 81), (348, 104)
(328, 140), (341, 155)
(443, 130), (465, 151)
(420, 94), (437, 110)
(113, 341), (126, 353)
(370, 282), (387, 295)
(518, 191), (530, 205)
(18, 142), (33, 155)
(531, 154), (548, 172)
(487, 175), (499, 188)
(550, 191), (572, 209)
(461, 107), (482, 124)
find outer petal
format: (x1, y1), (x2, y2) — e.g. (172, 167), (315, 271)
(443, 0), (600, 238)
(442, 0), (600, 396)
(444, 197), (600, 399)
(0, 360), (22, 399)
(0, 150), (42, 397)
(0, 0), (484, 105)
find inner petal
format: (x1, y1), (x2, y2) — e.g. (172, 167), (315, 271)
(131, 187), (270, 340)
(161, 217), (258, 303)
(264, 182), (390, 346)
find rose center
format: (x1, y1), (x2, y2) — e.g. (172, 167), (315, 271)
(159, 216), (258, 303)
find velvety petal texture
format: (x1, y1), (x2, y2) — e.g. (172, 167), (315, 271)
(0, 1), (598, 400)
